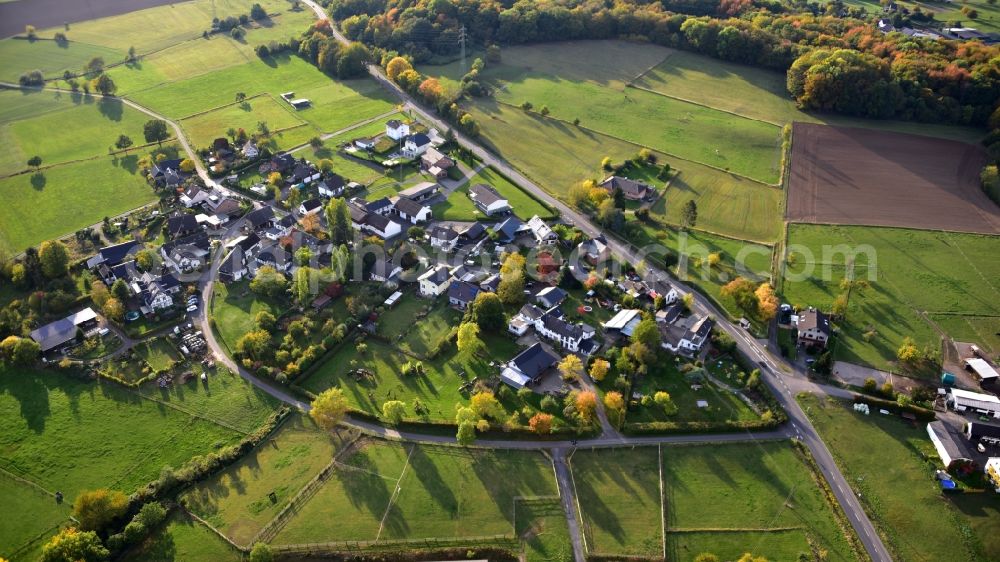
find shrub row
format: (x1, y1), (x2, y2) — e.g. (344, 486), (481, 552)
(852, 394), (937, 422)
(622, 417), (784, 436)
(273, 547), (517, 562)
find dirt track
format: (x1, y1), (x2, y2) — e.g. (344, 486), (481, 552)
(0, 0), (180, 39)
(786, 122), (1000, 235)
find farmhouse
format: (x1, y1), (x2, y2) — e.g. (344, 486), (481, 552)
(965, 358), (999, 386)
(500, 342), (560, 389)
(948, 388), (1000, 419)
(448, 281), (480, 310)
(795, 308), (830, 348)
(418, 265), (452, 297)
(469, 183), (511, 216)
(402, 133), (432, 158)
(429, 225), (459, 251)
(386, 119), (409, 141)
(927, 421), (975, 471)
(30, 308), (100, 353)
(600, 176), (653, 201)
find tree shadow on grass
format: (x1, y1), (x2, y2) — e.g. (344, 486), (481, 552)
(30, 172), (46, 190)
(97, 97), (123, 122)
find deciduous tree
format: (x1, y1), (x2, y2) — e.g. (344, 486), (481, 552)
(143, 119), (169, 145)
(310, 387), (349, 431)
(38, 240), (70, 278)
(497, 253), (526, 305)
(470, 292), (504, 332)
(575, 390), (598, 423)
(529, 412), (553, 435)
(589, 358), (610, 382)
(73, 489), (128, 531)
(41, 528), (108, 562)
(558, 354), (583, 381)
(382, 400), (406, 424)
(604, 391), (625, 428)
(457, 322), (485, 360)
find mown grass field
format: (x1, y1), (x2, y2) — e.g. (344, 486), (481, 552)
(274, 441), (557, 544)
(379, 297), (461, 358)
(635, 49), (985, 143)
(182, 414), (342, 545)
(571, 446), (663, 557)
(626, 358), (760, 424)
(662, 441), (856, 562)
(210, 280), (286, 356)
(133, 338), (180, 371)
(517, 499), (573, 562)
(0, 90), (160, 175)
(0, 365), (244, 553)
(440, 165), (556, 221)
(123, 510), (242, 562)
(0, 38), (123, 82)
(466, 100), (782, 243)
(179, 94), (307, 150)
(782, 224), (1000, 373)
(0, 155), (155, 253)
(0, 472), (70, 561)
(798, 393), (1000, 562)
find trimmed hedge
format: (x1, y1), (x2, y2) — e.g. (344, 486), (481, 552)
(851, 394), (936, 421)
(273, 547), (518, 562)
(622, 418), (784, 436)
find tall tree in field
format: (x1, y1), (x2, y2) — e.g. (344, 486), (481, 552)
(73, 489), (128, 531)
(91, 73), (116, 95)
(41, 528), (109, 562)
(681, 199), (698, 228)
(336, 42), (371, 78)
(457, 322), (485, 360)
(28, 155), (42, 170)
(114, 134), (133, 154)
(325, 197), (351, 245)
(721, 277), (757, 315)
(497, 252), (526, 305)
(143, 119), (169, 145)
(310, 387), (349, 431)
(38, 240), (69, 278)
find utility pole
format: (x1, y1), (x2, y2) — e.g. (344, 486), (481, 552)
(459, 25), (467, 74)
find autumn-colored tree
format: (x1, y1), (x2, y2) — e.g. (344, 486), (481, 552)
(41, 528), (108, 562)
(575, 391), (598, 423)
(470, 391), (504, 421)
(310, 387), (349, 431)
(654, 391), (678, 415)
(721, 277), (757, 315)
(267, 171), (283, 186)
(73, 489), (128, 531)
(558, 354), (584, 381)
(179, 159), (196, 173)
(604, 391), (625, 428)
(457, 322), (485, 360)
(90, 281), (110, 309)
(39, 240), (70, 278)
(589, 358), (610, 382)
(381, 400), (406, 425)
(693, 554), (719, 562)
(529, 412), (554, 435)
(386, 56), (413, 81)
(897, 337), (919, 363)
(736, 554), (768, 562)
(102, 297), (125, 323)
(417, 77), (443, 104)
(0, 335), (41, 365)
(497, 252), (526, 304)
(755, 282), (779, 320)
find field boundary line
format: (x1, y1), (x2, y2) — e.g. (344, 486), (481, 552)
(0, 465), (59, 497)
(374, 443), (416, 542)
(126, 386), (251, 435)
(0, 136), (177, 180)
(248, 432), (363, 546)
(176, 92), (272, 121)
(492, 99), (782, 187)
(271, 533), (517, 553)
(656, 175), (781, 244)
(658, 443), (666, 561)
(666, 526), (805, 533)
(944, 232), (1000, 298)
(784, 219), (1000, 238)
(626, 49), (676, 86)
(178, 503), (248, 553)
(628, 83), (785, 128)
(564, 450), (589, 555)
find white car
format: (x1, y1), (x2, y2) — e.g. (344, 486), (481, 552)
(186, 305), (198, 313)
(187, 297), (199, 306)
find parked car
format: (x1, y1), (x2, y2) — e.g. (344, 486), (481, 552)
(186, 305), (198, 312)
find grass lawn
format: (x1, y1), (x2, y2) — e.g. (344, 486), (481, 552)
(441, 165), (556, 222)
(123, 510), (242, 562)
(0, 365), (242, 500)
(179, 94), (307, 150)
(464, 99), (782, 243)
(0, 92), (159, 175)
(928, 314), (1000, 358)
(666, 529), (812, 562)
(626, 356), (760, 424)
(135, 367), (279, 434)
(380, 296), (462, 358)
(275, 441), (557, 544)
(0, 473), (71, 560)
(0, 38), (123, 83)
(211, 280), (287, 356)
(182, 414), (342, 546)
(782, 224), (1000, 374)
(635, 49), (984, 143)
(798, 393), (999, 562)
(662, 441), (856, 561)
(517, 499), (573, 562)
(0, 156), (155, 254)
(571, 446), (662, 557)
(134, 338), (180, 371)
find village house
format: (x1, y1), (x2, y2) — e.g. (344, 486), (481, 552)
(402, 133), (432, 158)
(420, 147), (455, 179)
(500, 342), (560, 389)
(392, 196), (432, 224)
(796, 308), (831, 348)
(354, 137), (376, 151)
(348, 202), (402, 239)
(262, 214), (296, 241)
(244, 206), (277, 232)
(527, 215), (558, 246)
(135, 271), (181, 312)
(576, 236), (609, 266)
(600, 176), (654, 201)
(255, 244), (291, 273)
(180, 185), (212, 208)
(535, 286), (567, 308)
(317, 174), (346, 198)
(242, 140), (259, 159)
(260, 153), (296, 175)
(397, 182), (439, 202)
(161, 231), (211, 273)
(604, 308), (643, 339)
(493, 217), (525, 244)
(386, 119), (410, 141)
(152, 159), (184, 188)
(447, 280), (480, 310)
(298, 198), (324, 217)
(371, 256), (402, 283)
(287, 162), (321, 186)
(429, 225), (459, 251)
(663, 315), (714, 355)
(418, 265), (452, 297)
(166, 214), (201, 239)
(468, 183), (511, 216)
(86, 239), (141, 271)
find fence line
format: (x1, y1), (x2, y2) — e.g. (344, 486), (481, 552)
(180, 504), (247, 552)
(270, 533), (517, 554)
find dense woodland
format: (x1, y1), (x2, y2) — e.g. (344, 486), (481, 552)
(326, 0), (1000, 130)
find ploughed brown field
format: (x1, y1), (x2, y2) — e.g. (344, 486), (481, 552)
(0, 0), (179, 38)
(786, 122), (1000, 235)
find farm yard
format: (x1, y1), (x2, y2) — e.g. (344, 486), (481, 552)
(787, 123), (999, 235)
(798, 393), (1000, 562)
(782, 224), (1000, 374)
